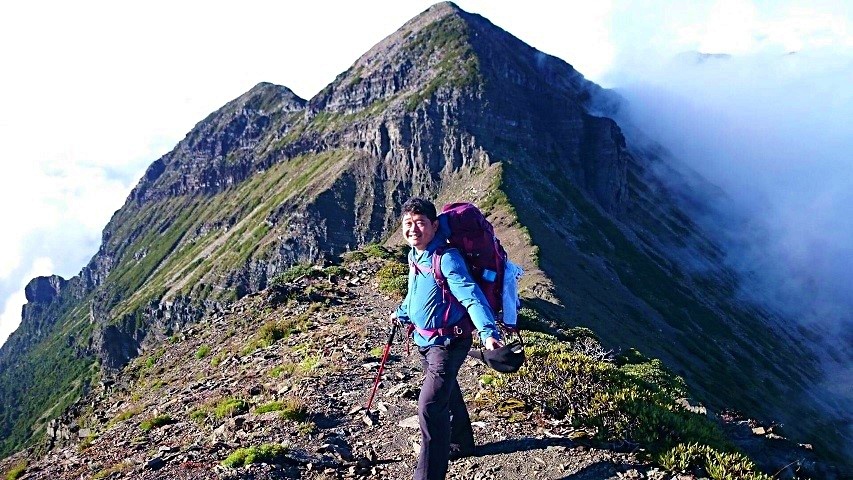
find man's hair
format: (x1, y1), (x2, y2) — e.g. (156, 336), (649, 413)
(401, 197), (438, 222)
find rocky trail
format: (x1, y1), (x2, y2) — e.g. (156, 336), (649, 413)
(8, 254), (831, 480)
(2, 257), (667, 480)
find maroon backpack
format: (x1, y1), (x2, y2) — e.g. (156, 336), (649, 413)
(432, 202), (508, 323)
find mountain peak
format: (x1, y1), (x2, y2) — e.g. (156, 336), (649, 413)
(311, 1), (595, 121)
(309, 2), (479, 113)
(419, 1), (464, 17)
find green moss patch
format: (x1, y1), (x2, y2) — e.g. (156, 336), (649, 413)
(221, 443), (288, 468)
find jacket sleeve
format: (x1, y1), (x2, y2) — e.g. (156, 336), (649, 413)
(395, 294), (410, 322)
(440, 250), (501, 343)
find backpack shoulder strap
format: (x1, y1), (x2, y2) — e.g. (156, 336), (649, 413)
(431, 246), (448, 289)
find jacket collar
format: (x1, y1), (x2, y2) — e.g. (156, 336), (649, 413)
(412, 232), (447, 262)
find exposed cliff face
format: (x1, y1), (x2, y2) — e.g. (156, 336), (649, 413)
(131, 82), (308, 203)
(0, 1), (846, 464)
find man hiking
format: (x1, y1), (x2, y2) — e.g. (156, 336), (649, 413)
(391, 197), (502, 480)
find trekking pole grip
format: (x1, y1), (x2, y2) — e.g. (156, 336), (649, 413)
(387, 321), (399, 346)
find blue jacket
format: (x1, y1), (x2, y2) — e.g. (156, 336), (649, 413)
(395, 234), (501, 348)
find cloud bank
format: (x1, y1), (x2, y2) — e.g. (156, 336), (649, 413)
(607, 36), (853, 340)
(600, 1), (852, 452)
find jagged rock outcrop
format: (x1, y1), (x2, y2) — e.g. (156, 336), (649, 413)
(23, 275), (66, 304)
(130, 83), (308, 203)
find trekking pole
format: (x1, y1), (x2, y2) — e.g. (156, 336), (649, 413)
(366, 321), (399, 410)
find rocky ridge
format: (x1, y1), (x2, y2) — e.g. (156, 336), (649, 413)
(0, 253), (834, 480)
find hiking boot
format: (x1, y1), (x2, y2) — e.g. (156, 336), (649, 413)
(448, 443), (475, 461)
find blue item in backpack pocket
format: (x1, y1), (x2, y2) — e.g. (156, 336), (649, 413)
(482, 269), (496, 282)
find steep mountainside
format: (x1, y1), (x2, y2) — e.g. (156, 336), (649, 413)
(0, 1), (848, 466)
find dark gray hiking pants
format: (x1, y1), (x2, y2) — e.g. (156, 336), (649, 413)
(415, 335), (475, 480)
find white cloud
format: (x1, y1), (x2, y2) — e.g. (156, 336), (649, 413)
(605, 2), (853, 333)
(699, 0), (760, 54)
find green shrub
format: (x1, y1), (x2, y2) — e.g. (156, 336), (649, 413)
(271, 264), (318, 286)
(657, 443), (773, 479)
(243, 319), (295, 355)
(485, 331), (728, 455)
(377, 262), (408, 297)
(78, 431), (98, 451)
(298, 354), (322, 374)
(255, 397), (308, 422)
(255, 401), (284, 414)
(620, 358), (687, 397)
(295, 420), (315, 436)
(108, 406), (142, 426)
(342, 250), (367, 263)
(140, 414), (172, 431)
(91, 463), (131, 480)
(195, 344), (211, 359)
(189, 407), (209, 423)
(5, 460), (26, 480)
(214, 398), (249, 419)
(363, 243), (394, 259)
(269, 363), (296, 378)
(258, 319), (293, 346)
(221, 443), (288, 468)
(279, 396), (307, 421)
(658, 442), (697, 473)
(324, 265), (347, 279)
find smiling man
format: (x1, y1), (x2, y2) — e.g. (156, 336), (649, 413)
(391, 197), (501, 480)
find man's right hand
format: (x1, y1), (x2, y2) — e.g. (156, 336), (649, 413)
(390, 311), (410, 327)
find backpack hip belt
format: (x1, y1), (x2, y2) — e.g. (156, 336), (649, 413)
(413, 315), (474, 340)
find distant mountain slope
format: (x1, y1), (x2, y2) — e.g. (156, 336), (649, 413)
(0, 1), (848, 464)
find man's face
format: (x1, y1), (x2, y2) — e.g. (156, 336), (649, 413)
(402, 212), (438, 250)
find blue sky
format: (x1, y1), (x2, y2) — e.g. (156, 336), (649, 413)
(0, 0), (850, 346)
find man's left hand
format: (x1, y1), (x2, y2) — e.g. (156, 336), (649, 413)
(484, 337), (503, 350)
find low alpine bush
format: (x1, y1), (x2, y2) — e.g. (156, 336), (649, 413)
(485, 331), (729, 459)
(195, 344), (211, 359)
(5, 460), (26, 480)
(140, 414), (172, 431)
(221, 443), (288, 468)
(376, 263), (408, 297)
(214, 398), (249, 419)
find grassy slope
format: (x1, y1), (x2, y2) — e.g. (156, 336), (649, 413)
(0, 150), (356, 458)
(0, 301), (92, 457)
(106, 150), (354, 318)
